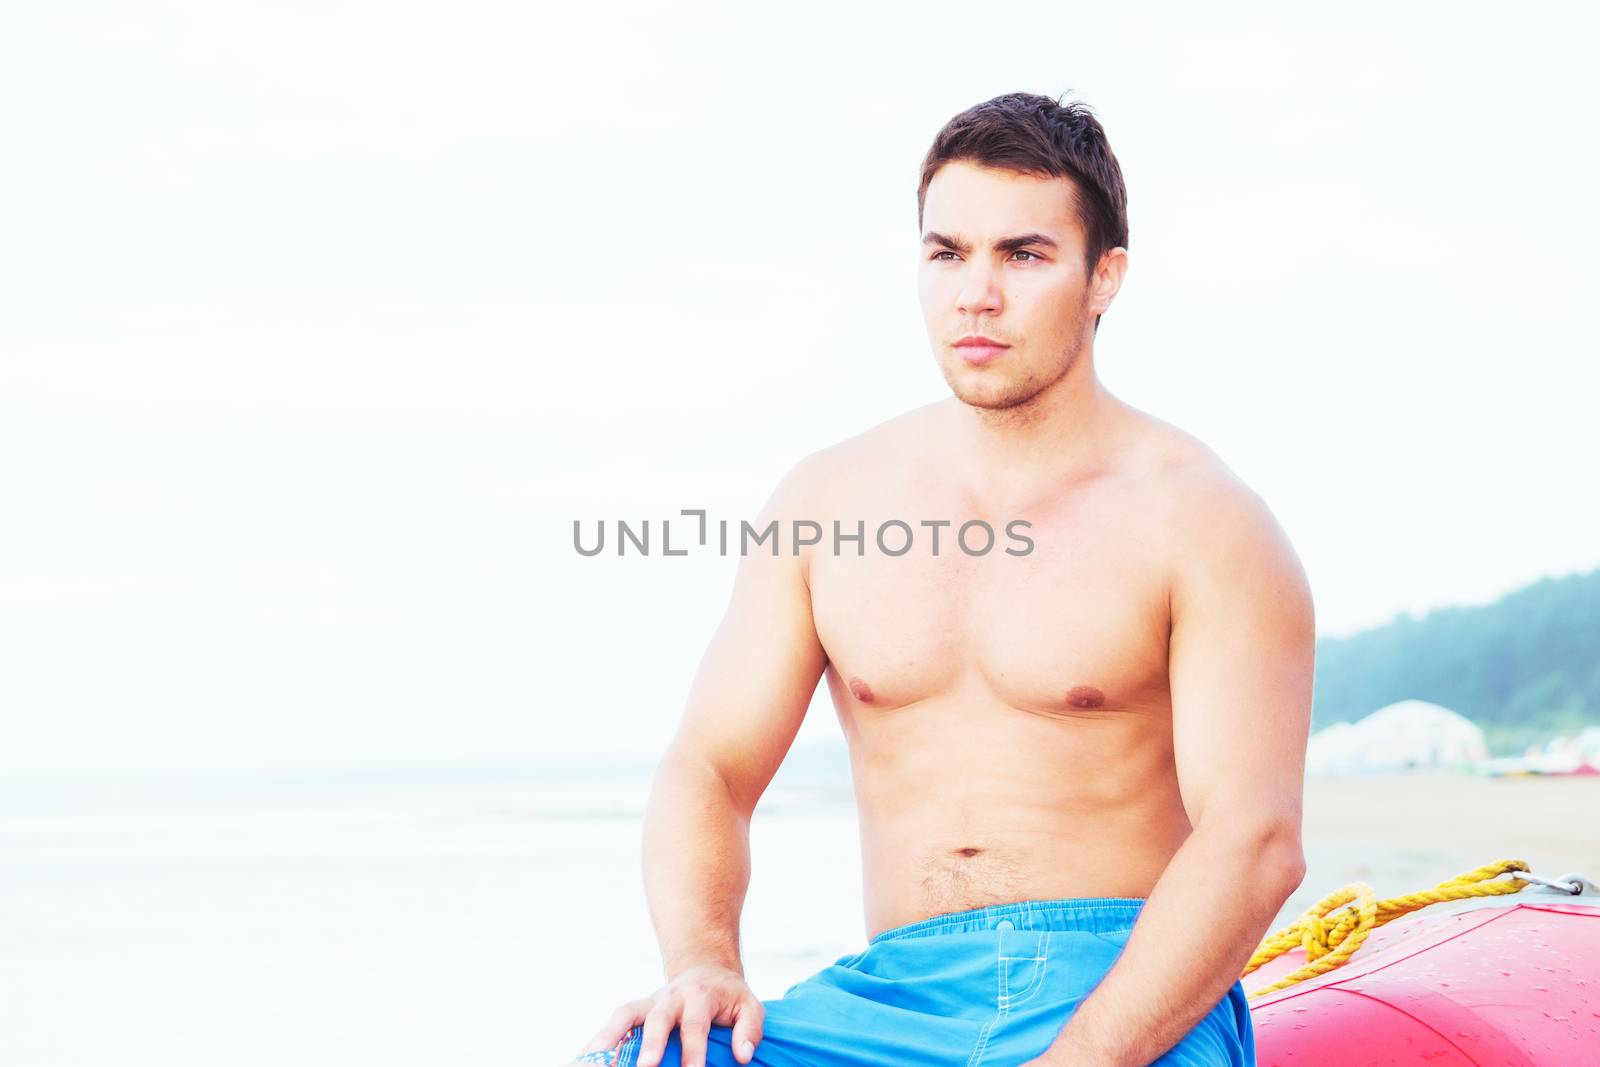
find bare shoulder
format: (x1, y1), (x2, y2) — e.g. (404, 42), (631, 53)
(770, 401), (942, 506)
(1133, 414), (1257, 513)
(1123, 410), (1313, 616)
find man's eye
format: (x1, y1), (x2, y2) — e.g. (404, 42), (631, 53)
(928, 249), (1039, 262)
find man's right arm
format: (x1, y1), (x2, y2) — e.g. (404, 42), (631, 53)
(642, 457), (829, 981)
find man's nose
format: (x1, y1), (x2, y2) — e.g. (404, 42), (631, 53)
(955, 263), (1002, 316)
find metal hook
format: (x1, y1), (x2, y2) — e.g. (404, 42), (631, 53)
(1510, 870), (1588, 895)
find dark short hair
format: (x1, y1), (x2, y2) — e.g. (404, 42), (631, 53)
(917, 91), (1129, 283)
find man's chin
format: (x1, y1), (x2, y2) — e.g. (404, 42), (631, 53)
(947, 377), (1041, 411)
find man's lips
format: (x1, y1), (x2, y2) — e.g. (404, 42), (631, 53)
(954, 338), (1011, 365)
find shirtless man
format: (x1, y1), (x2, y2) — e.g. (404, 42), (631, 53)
(568, 91), (1313, 1067)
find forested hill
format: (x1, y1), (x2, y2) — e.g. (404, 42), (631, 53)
(1312, 567), (1600, 746)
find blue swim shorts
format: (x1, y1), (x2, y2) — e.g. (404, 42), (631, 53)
(573, 896), (1255, 1066)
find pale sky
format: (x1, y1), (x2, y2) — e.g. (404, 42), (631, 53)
(2, 1), (1596, 776)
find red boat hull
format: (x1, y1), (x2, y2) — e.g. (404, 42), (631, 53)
(1245, 897), (1600, 1065)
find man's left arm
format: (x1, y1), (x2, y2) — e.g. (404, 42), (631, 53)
(1027, 477), (1316, 1067)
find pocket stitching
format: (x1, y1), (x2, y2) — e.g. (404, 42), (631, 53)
(999, 931), (1051, 1009)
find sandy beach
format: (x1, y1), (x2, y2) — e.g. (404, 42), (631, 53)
(1286, 770), (1600, 921)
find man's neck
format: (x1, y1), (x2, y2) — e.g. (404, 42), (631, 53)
(949, 355), (1122, 511)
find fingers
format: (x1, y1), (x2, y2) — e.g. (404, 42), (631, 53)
(578, 1000), (646, 1056)
(635, 998), (679, 1067)
(729, 994), (765, 1064)
(583, 982), (762, 1067)
(677, 999), (710, 1067)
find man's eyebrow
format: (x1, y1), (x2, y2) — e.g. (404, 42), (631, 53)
(920, 231), (1060, 255)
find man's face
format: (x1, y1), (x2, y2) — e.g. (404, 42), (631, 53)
(917, 160), (1101, 411)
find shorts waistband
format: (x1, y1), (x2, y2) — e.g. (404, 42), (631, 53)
(869, 896), (1147, 944)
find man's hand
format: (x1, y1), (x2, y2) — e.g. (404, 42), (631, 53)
(575, 963), (765, 1067)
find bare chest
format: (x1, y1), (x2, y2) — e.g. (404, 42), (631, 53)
(807, 492), (1174, 720)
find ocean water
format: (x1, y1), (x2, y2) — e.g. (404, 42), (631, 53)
(0, 768), (1519, 1067)
(0, 771), (865, 1067)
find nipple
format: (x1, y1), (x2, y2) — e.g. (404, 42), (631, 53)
(1066, 685), (1106, 708)
(847, 676), (875, 703)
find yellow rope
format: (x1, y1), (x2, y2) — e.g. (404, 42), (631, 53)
(1241, 858), (1533, 998)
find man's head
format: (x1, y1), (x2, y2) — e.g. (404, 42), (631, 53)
(916, 92), (1129, 412)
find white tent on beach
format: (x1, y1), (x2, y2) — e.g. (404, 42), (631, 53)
(1306, 699), (1487, 775)
(1303, 721), (1366, 776)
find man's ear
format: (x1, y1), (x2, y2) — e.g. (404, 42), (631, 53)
(1089, 247), (1129, 318)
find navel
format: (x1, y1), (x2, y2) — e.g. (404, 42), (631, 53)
(847, 676), (875, 703)
(1066, 685), (1106, 709)
(952, 846), (983, 858)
